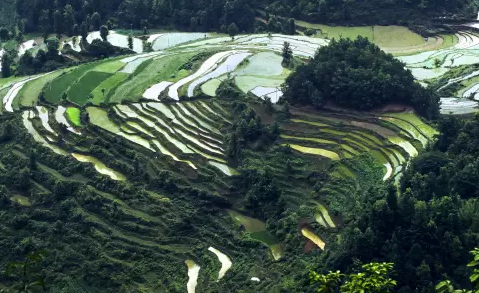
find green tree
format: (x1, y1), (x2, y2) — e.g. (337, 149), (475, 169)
(100, 25), (109, 41)
(46, 37), (60, 57)
(80, 21), (88, 42)
(127, 34), (133, 50)
(190, 17), (198, 32)
(53, 10), (63, 35)
(311, 263), (396, 293)
(91, 12), (101, 30)
(143, 41), (153, 52)
(0, 27), (9, 41)
(282, 41), (292, 65)
(228, 23), (238, 40)
(72, 24), (79, 36)
(63, 5), (76, 36)
(1, 52), (12, 78)
(288, 18), (296, 35)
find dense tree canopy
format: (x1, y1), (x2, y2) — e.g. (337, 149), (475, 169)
(7, 0), (478, 36)
(282, 37), (440, 118)
(265, 0), (476, 25)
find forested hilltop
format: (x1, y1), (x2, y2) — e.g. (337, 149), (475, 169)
(6, 0), (479, 35)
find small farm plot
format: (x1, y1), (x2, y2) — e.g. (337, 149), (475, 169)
(90, 73), (129, 105)
(153, 33), (210, 51)
(3, 73), (50, 112)
(187, 51), (252, 97)
(67, 71), (113, 104)
(66, 107), (81, 126)
(168, 50), (240, 100)
(236, 52), (283, 76)
(55, 106), (81, 135)
(440, 98), (479, 114)
(17, 69), (68, 108)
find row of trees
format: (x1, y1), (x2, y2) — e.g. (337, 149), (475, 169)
(11, 0), (479, 36)
(11, 0), (300, 36)
(265, 0), (476, 25)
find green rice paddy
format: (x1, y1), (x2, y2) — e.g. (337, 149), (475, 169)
(287, 144), (341, 160)
(18, 70), (67, 108)
(93, 60), (125, 73)
(110, 53), (196, 103)
(66, 107), (81, 126)
(67, 71), (113, 104)
(90, 73), (129, 105)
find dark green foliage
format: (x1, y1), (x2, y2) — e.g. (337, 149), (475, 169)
(100, 25), (109, 41)
(143, 41), (153, 53)
(282, 37), (440, 119)
(12, 0), (256, 34)
(91, 12), (101, 30)
(63, 5), (75, 37)
(0, 27), (11, 41)
(0, 0), (15, 29)
(216, 78), (244, 100)
(311, 263), (397, 293)
(288, 18), (296, 35)
(7, 0), (478, 37)
(436, 248), (479, 293)
(53, 10), (62, 35)
(1, 52), (12, 77)
(80, 22), (88, 42)
(85, 39), (116, 58)
(227, 23), (239, 40)
(46, 37), (60, 57)
(17, 51), (35, 76)
(265, 0), (474, 25)
(282, 41), (293, 65)
(4, 250), (48, 292)
(127, 34), (133, 50)
(304, 28), (317, 36)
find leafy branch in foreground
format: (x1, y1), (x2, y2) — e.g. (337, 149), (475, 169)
(436, 248), (479, 293)
(311, 262), (396, 293)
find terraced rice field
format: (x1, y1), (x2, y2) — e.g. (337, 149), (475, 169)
(283, 108), (436, 181)
(7, 30), (470, 113)
(25, 99), (233, 178)
(0, 30), (453, 291)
